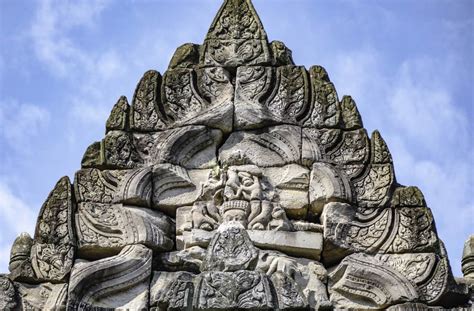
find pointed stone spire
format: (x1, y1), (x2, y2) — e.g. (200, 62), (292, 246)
(201, 0), (271, 67)
(205, 0), (267, 41)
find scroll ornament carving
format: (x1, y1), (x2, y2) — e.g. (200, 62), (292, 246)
(130, 70), (166, 132)
(15, 282), (68, 310)
(106, 96), (130, 132)
(30, 176), (75, 282)
(68, 244), (152, 310)
(75, 203), (174, 258)
(0, 276), (16, 311)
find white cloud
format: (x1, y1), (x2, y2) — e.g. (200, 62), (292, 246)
(30, 0), (110, 76)
(0, 180), (37, 273)
(388, 59), (469, 156)
(0, 100), (50, 152)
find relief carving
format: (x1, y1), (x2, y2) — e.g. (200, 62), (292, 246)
(219, 125), (301, 167)
(75, 203), (174, 258)
(195, 271), (274, 310)
(202, 0), (270, 67)
(68, 244), (152, 310)
(15, 281), (68, 310)
(31, 176), (75, 282)
(130, 70), (167, 132)
(305, 65), (341, 128)
(106, 95), (130, 133)
(134, 125), (223, 169)
(340, 95), (363, 130)
(0, 276), (17, 310)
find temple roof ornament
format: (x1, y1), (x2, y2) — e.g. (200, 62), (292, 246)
(2, 0), (472, 310)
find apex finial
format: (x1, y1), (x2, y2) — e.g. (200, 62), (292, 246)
(201, 0), (271, 67)
(206, 0), (267, 41)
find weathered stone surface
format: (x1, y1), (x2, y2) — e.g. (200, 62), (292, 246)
(249, 230), (323, 261)
(8, 232), (35, 282)
(328, 129), (370, 165)
(75, 168), (124, 203)
(80, 141), (102, 168)
(106, 95), (130, 133)
(302, 128), (342, 165)
(178, 228), (323, 262)
(31, 176), (75, 282)
(256, 251), (330, 309)
(15, 281), (68, 310)
(150, 271), (196, 310)
(309, 162), (352, 218)
(74, 167), (152, 207)
(219, 125), (301, 167)
(179, 229), (215, 250)
(353, 163), (395, 207)
(305, 65), (341, 128)
(130, 70), (166, 132)
(195, 271), (274, 310)
(201, 223), (259, 272)
(329, 253), (419, 309)
(322, 202), (439, 264)
(391, 186), (427, 208)
(9, 177), (75, 284)
(168, 43), (200, 69)
(152, 165), (209, 215)
(201, 0), (271, 67)
(340, 95), (363, 130)
(68, 244), (152, 310)
(162, 67), (234, 133)
(270, 40), (295, 66)
(0, 276), (17, 310)
(271, 272), (308, 310)
(264, 165), (310, 219)
(154, 246), (206, 273)
(463, 235), (474, 279)
(116, 167), (153, 207)
(103, 130), (143, 169)
(75, 203), (174, 258)
(234, 66), (276, 129)
(236, 65), (310, 130)
(329, 252), (469, 309)
(134, 125), (223, 169)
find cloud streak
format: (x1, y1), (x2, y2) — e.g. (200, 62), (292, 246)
(0, 100), (50, 153)
(0, 180), (37, 272)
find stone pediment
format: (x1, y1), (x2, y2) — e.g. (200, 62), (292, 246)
(3, 0), (472, 310)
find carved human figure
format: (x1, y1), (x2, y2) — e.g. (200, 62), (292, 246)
(220, 200), (251, 228)
(223, 166), (263, 201)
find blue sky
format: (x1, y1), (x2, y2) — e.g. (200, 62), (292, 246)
(0, 0), (472, 276)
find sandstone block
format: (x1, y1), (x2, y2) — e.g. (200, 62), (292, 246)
(150, 271), (195, 311)
(14, 281), (68, 310)
(195, 271), (274, 310)
(68, 244), (152, 310)
(248, 230), (323, 261)
(75, 203), (174, 259)
(106, 95), (130, 133)
(219, 125), (301, 167)
(133, 125), (223, 169)
(264, 165), (310, 219)
(201, 223), (259, 272)
(309, 162), (352, 217)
